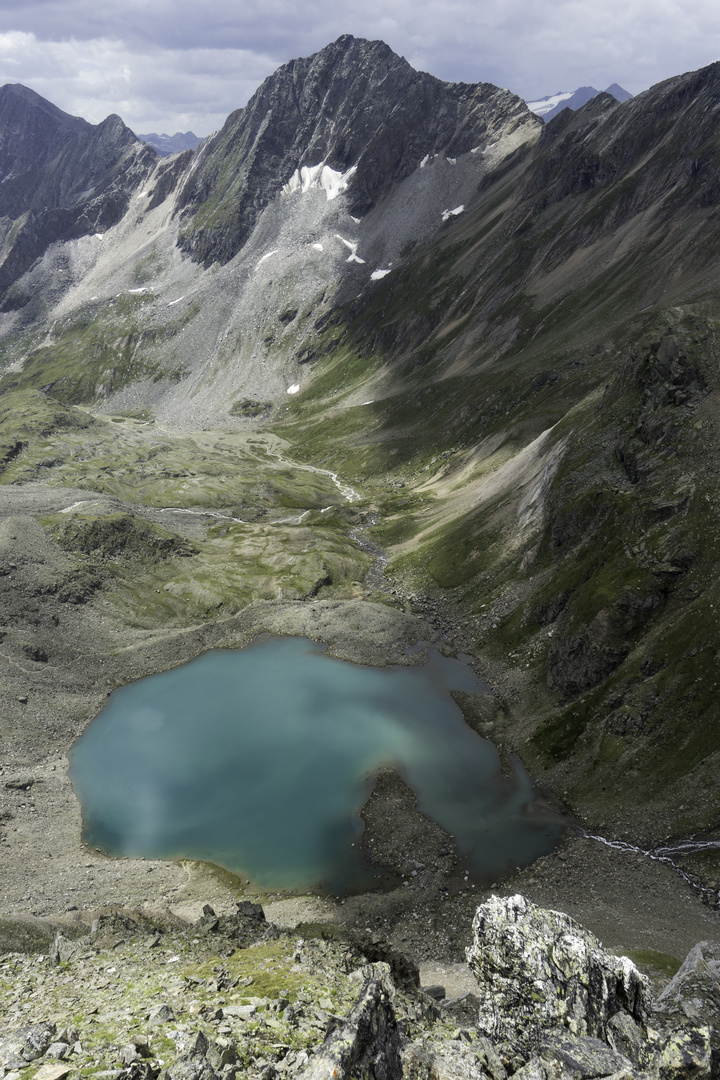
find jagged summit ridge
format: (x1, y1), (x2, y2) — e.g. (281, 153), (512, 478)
(176, 33), (539, 266)
(0, 84), (144, 218)
(137, 130), (202, 156)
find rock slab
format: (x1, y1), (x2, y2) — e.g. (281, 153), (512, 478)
(466, 894), (648, 1048)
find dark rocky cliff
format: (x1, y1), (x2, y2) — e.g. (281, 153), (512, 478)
(175, 34), (539, 267)
(0, 84), (158, 309)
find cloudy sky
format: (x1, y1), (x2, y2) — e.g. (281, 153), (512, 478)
(0, 0), (718, 136)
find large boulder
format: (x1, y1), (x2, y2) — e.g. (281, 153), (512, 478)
(653, 942), (720, 1079)
(466, 894), (648, 1048)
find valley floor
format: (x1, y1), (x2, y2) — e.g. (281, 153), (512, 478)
(0, 409), (718, 985)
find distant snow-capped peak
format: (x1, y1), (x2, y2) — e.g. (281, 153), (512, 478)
(526, 83), (632, 122)
(525, 90), (577, 117)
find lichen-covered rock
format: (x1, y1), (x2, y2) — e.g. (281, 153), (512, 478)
(0, 1022), (57, 1069)
(606, 1011), (649, 1067)
(653, 941), (720, 1079)
(161, 1031), (221, 1080)
(216, 900), (270, 948)
(300, 962), (401, 1079)
(655, 1026), (712, 1080)
(402, 1038), (491, 1079)
(466, 895), (648, 1048)
(538, 1031), (633, 1078)
(654, 942), (720, 1026)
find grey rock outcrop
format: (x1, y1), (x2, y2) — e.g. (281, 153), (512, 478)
(655, 942), (720, 1028)
(300, 961), (401, 1079)
(534, 1030), (633, 1077)
(0, 1021), (57, 1069)
(162, 1031), (220, 1080)
(466, 894), (648, 1048)
(653, 942), (720, 1078)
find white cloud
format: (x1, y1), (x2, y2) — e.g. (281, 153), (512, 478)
(0, 30), (278, 134)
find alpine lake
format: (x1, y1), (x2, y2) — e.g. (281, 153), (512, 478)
(70, 636), (565, 892)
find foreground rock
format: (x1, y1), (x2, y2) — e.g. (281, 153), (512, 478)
(466, 893), (648, 1047)
(0, 895), (717, 1080)
(465, 894), (715, 1080)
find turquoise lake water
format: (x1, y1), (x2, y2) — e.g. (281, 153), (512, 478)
(70, 636), (563, 890)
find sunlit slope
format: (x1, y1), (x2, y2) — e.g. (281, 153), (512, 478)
(277, 63), (720, 838)
(0, 390), (370, 626)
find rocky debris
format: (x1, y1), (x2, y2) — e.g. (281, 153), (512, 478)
(147, 1004), (176, 1025)
(360, 768), (458, 883)
(403, 1037), (490, 1079)
(0, 897), (717, 1080)
(162, 1030), (220, 1080)
(466, 894), (648, 1047)
(0, 915), (85, 956)
(535, 1030), (632, 1077)
(654, 941), (720, 1026)
(192, 901), (275, 951)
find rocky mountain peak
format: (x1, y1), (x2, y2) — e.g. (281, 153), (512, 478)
(0, 88), (143, 220)
(176, 33), (539, 266)
(0, 85), (157, 309)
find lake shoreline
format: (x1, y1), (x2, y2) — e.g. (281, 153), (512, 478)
(0, 539), (718, 969)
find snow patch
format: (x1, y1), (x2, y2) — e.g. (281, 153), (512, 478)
(371, 268), (392, 280)
(526, 91), (573, 117)
(447, 157), (456, 165)
(283, 162), (357, 201)
(167, 296), (185, 306)
(441, 205), (465, 222)
(128, 287), (150, 294)
(311, 243), (324, 251)
(258, 250), (278, 265)
(286, 384), (300, 395)
(419, 155), (430, 168)
(93, 233), (104, 240)
(335, 234), (366, 264)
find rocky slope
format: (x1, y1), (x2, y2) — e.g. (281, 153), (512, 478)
(0, 84), (158, 310)
(0, 894), (717, 1080)
(270, 57), (720, 844)
(175, 34), (536, 267)
(0, 36), (540, 423)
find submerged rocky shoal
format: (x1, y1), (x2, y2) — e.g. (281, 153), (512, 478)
(0, 894), (716, 1080)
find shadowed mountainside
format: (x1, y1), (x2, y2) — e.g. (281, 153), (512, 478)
(274, 60), (720, 842)
(0, 83), (158, 307)
(174, 34), (537, 266)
